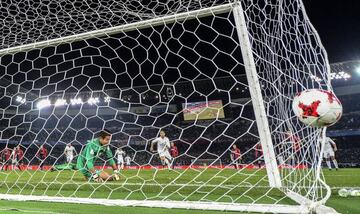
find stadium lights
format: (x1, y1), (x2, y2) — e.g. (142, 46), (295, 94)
(16, 96), (26, 104)
(36, 99), (51, 109)
(330, 71), (351, 80)
(70, 98), (83, 105)
(55, 99), (67, 106)
(356, 66), (360, 75)
(104, 96), (111, 103)
(310, 75), (322, 82)
(88, 97), (99, 105)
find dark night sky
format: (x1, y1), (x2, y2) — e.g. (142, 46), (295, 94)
(303, 1), (360, 63)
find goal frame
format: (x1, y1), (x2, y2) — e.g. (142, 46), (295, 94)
(0, 1), (338, 213)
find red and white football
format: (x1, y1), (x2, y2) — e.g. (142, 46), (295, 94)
(292, 89), (342, 127)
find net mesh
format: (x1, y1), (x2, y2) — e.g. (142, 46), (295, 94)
(0, 0), (331, 212)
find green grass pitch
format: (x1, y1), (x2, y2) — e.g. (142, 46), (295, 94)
(0, 168), (359, 213)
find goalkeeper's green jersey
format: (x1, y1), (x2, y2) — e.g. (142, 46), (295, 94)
(76, 138), (115, 170)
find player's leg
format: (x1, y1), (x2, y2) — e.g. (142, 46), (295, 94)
(236, 159), (241, 169)
(160, 158), (165, 168)
(232, 159), (236, 169)
(158, 151), (167, 169)
(277, 155), (284, 167)
(117, 161), (121, 171)
(18, 159), (23, 171)
(14, 159), (18, 170)
(120, 160), (124, 170)
(69, 156), (74, 164)
(11, 160), (15, 170)
(51, 163), (77, 171)
(160, 156), (166, 169)
(325, 154), (332, 170)
(171, 157), (176, 169)
(39, 157), (44, 170)
(164, 152), (172, 169)
(121, 162), (124, 170)
(66, 156), (70, 164)
(4, 159), (9, 171)
(330, 155), (339, 170)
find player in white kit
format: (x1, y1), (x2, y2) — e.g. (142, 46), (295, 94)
(124, 155), (131, 166)
(150, 130), (172, 170)
(10, 148), (17, 170)
(115, 147), (126, 170)
(321, 137), (338, 170)
(64, 143), (77, 164)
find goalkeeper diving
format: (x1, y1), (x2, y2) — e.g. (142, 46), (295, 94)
(51, 129), (120, 182)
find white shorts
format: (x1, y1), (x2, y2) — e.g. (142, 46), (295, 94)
(323, 150), (334, 158)
(158, 150), (172, 160)
(117, 158), (124, 165)
(66, 156), (73, 163)
(12, 159), (18, 165)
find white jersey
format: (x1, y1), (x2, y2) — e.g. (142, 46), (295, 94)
(115, 149), (125, 161)
(125, 156), (131, 165)
(152, 137), (170, 153)
(323, 137), (335, 152)
(11, 149), (16, 160)
(64, 146), (76, 157)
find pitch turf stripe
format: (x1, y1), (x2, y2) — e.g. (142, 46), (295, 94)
(0, 207), (69, 214)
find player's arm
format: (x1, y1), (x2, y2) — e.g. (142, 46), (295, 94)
(166, 138), (171, 150)
(329, 138), (337, 151)
(150, 138), (158, 152)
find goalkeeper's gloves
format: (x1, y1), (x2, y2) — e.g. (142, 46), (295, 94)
(92, 172), (103, 183)
(113, 170), (120, 181)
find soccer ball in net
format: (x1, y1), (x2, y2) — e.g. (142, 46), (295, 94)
(338, 188), (349, 197)
(292, 89), (342, 127)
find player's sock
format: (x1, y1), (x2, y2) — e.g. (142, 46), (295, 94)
(165, 159), (171, 170)
(326, 161), (331, 169)
(332, 160), (338, 169)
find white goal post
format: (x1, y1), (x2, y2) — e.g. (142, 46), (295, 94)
(0, 0), (338, 213)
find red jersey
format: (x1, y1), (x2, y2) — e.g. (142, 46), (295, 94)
(255, 143), (263, 158)
(231, 148), (241, 160)
(37, 147), (48, 158)
(170, 146), (179, 157)
(16, 148), (24, 160)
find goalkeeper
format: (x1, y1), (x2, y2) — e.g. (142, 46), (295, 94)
(76, 129), (120, 182)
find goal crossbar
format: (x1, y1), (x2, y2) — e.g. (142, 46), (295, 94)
(0, 3), (234, 56)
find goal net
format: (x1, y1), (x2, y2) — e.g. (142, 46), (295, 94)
(0, 0), (336, 213)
